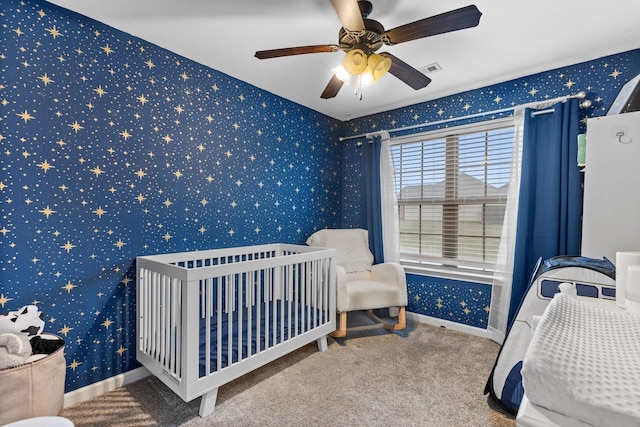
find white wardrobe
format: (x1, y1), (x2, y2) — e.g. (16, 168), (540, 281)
(581, 110), (640, 262)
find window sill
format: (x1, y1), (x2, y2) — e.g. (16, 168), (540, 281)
(402, 264), (495, 285)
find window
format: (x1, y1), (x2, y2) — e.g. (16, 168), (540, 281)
(390, 119), (514, 280)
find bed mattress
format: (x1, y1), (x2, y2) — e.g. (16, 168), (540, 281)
(521, 293), (640, 427)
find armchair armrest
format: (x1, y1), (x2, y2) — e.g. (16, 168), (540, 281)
(371, 263), (408, 305)
(336, 265), (349, 312)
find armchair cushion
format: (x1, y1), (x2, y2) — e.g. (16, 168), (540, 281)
(340, 280), (406, 312)
(306, 228), (373, 273)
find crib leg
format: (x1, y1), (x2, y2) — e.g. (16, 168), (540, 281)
(317, 335), (328, 352)
(199, 387), (219, 417)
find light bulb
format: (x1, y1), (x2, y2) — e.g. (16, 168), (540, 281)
(334, 65), (351, 83)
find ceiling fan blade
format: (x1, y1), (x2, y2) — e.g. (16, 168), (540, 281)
(382, 5), (482, 45)
(380, 53), (431, 90)
(320, 74), (344, 99)
(255, 44), (339, 59)
(330, 0), (365, 32)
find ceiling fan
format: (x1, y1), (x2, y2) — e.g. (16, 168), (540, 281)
(254, 0), (482, 99)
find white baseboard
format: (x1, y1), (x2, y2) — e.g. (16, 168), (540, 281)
(64, 366), (150, 408)
(407, 311), (490, 339)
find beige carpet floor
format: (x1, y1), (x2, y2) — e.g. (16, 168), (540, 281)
(62, 316), (515, 426)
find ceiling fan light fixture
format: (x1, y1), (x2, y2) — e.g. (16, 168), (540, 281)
(367, 53), (392, 80)
(343, 49), (368, 75)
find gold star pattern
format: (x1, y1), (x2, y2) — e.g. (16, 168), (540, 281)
(93, 207), (106, 218)
(39, 206), (56, 218)
(37, 160), (54, 172)
(45, 25), (63, 39)
(68, 360), (81, 371)
(90, 166), (104, 177)
(101, 44), (114, 55)
(16, 110), (35, 123)
(38, 73), (54, 86)
(69, 121), (84, 132)
(0, 294), (14, 308)
(61, 241), (76, 253)
(101, 319), (113, 328)
(59, 325), (73, 336)
(62, 281), (77, 293)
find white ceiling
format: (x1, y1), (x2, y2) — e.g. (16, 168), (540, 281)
(46, 0), (640, 121)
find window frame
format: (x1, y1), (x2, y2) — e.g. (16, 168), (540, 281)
(390, 118), (514, 283)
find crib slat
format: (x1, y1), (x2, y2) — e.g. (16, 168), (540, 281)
(247, 271), (253, 358)
(217, 276), (223, 373)
(314, 260), (319, 327)
(227, 275), (233, 368)
(204, 278), (212, 376)
(287, 264), (293, 340)
(281, 265), (286, 342)
(173, 277), (180, 377)
(237, 273), (243, 364)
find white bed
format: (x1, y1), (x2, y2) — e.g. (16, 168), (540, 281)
(517, 293), (640, 426)
(136, 243), (336, 417)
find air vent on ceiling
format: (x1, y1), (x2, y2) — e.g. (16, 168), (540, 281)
(419, 62), (442, 75)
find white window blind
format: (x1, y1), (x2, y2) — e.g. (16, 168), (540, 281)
(390, 119), (514, 279)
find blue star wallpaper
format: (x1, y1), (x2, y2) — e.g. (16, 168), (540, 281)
(3, 0), (640, 396)
(1, 0), (342, 392)
(341, 49), (640, 328)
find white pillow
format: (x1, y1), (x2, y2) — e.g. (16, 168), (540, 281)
(306, 229), (373, 273)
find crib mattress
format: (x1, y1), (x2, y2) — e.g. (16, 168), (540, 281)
(521, 293), (640, 427)
(199, 301), (323, 376)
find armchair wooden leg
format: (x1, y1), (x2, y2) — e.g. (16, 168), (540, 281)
(379, 306), (406, 332)
(330, 311), (347, 338)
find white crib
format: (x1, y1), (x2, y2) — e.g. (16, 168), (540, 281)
(136, 243), (336, 417)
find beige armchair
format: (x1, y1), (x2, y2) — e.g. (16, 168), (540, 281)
(306, 228), (407, 338)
